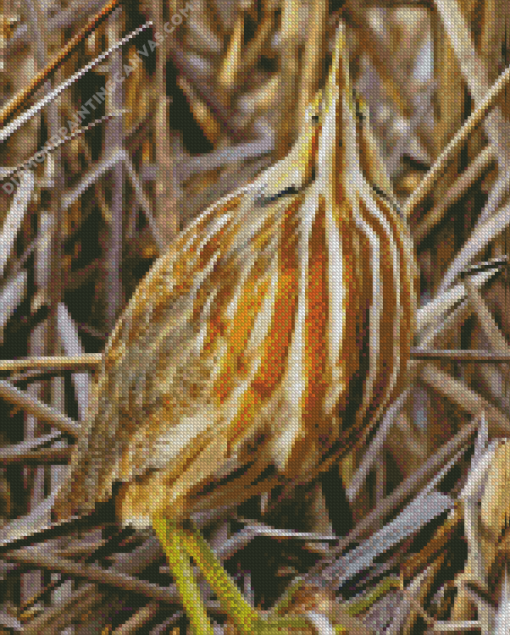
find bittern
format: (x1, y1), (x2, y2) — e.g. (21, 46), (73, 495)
(53, 21), (417, 635)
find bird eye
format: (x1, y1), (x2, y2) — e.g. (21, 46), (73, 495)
(311, 114), (320, 124)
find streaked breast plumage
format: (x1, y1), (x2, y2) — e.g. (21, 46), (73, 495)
(53, 24), (417, 529)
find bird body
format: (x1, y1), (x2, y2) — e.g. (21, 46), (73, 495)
(53, 24), (417, 534)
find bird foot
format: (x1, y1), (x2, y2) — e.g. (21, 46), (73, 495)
(153, 515), (346, 634)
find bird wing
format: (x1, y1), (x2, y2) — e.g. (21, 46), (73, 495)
(53, 97), (322, 522)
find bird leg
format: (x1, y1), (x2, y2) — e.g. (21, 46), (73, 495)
(152, 514), (215, 635)
(153, 513), (313, 634)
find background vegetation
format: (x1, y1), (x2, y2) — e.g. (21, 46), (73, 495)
(0, 0), (509, 632)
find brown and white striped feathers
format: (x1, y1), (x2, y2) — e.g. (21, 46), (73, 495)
(53, 23), (417, 528)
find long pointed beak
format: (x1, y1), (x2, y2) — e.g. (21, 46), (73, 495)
(322, 22), (356, 121)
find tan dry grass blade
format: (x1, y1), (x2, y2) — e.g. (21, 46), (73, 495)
(403, 58), (510, 219)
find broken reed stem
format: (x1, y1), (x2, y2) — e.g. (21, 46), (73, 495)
(3, 546), (182, 605)
(403, 59), (510, 217)
(414, 145), (494, 244)
(0, 0), (122, 129)
(0, 380), (80, 436)
(2, 351), (508, 373)
(0, 354), (102, 372)
(410, 349), (510, 362)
